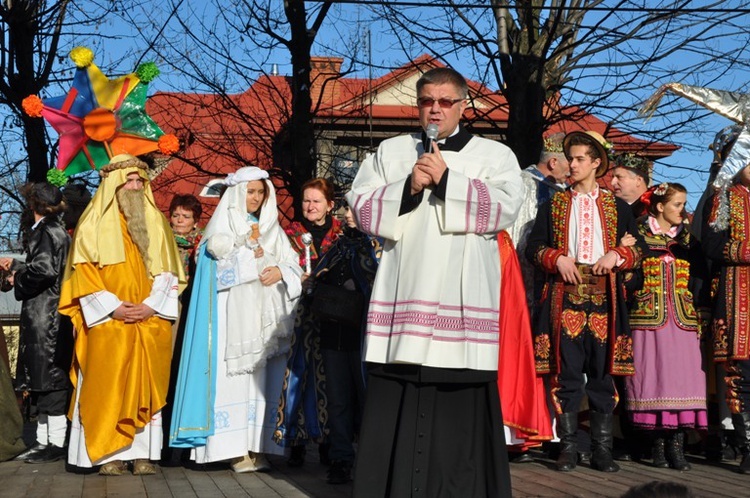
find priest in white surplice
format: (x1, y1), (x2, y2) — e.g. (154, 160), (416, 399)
(346, 67), (524, 498)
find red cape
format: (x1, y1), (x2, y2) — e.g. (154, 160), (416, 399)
(497, 231), (553, 445)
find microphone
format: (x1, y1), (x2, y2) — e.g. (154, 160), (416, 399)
(301, 233), (313, 274)
(301, 232), (313, 294)
(426, 124), (439, 154)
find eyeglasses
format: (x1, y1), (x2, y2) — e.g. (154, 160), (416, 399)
(416, 97), (465, 109)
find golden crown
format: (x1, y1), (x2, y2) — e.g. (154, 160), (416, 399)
(615, 153), (650, 176)
(543, 135), (565, 153)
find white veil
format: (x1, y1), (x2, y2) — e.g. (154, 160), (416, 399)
(203, 166), (302, 374)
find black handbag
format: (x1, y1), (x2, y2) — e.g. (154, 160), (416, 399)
(310, 282), (365, 328)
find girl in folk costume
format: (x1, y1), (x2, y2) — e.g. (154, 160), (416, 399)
(624, 183), (709, 471)
(274, 178), (343, 466)
(170, 167), (303, 473)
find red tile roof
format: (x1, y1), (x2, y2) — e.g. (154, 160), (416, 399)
(146, 54), (676, 222)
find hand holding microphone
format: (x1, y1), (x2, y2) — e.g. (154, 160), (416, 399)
(411, 124), (442, 195)
(425, 123), (439, 153)
(415, 123), (448, 185)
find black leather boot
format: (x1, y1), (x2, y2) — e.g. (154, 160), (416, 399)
(13, 442), (47, 462)
(590, 412), (620, 472)
(287, 445), (306, 467)
(556, 412), (578, 472)
(731, 413), (750, 474)
(651, 432), (669, 468)
(25, 444), (66, 464)
(704, 430), (728, 462)
(666, 430), (691, 471)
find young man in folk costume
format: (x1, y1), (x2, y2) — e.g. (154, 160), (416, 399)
(60, 154), (185, 475)
(526, 130), (645, 473)
(347, 67), (524, 497)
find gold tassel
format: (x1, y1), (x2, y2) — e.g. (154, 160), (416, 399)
(638, 84), (676, 120)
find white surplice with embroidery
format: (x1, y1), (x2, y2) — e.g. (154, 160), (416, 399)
(347, 133), (524, 371)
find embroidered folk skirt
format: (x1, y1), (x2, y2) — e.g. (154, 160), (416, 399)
(353, 364), (511, 498)
(625, 315), (708, 430)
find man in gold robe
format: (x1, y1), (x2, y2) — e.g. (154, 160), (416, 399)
(60, 154), (185, 475)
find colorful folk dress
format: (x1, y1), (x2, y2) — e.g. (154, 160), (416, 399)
(625, 216), (708, 429)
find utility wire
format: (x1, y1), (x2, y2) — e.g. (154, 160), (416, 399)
(320, 0), (750, 13)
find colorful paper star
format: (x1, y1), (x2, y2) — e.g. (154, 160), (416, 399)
(22, 47), (178, 176)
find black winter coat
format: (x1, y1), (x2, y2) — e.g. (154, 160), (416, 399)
(12, 217), (73, 392)
(314, 226), (380, 351)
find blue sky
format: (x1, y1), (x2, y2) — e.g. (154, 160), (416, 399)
(45, 1), (750, 212)
(237, 1), (750, 211)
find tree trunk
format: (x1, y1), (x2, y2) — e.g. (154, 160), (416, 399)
(285, 0), (316, 216)
(5, 0), (51, 182)
(503, 54), (545, 169)
(21, 116), (50, 182)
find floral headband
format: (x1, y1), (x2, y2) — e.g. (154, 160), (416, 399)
(639, 182), (669, 208)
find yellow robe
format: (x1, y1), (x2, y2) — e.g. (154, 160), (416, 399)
(60, 216), (172, 463)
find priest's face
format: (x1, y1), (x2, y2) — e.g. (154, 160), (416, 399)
(417, 83), (467, 141)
